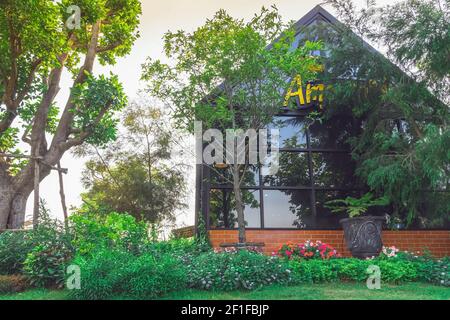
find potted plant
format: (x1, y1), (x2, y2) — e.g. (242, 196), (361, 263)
(325, 193), (389, 258)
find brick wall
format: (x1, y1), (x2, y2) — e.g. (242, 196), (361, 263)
(209, 229), (450, 257)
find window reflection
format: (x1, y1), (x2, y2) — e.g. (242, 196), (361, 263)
(269, 116), (307, 149)
(206, 112), (370, 229)
(209, 189), (260, 228)
(311, 152), (359, 188)
(309, 114), (359, 149)
(315, 190), (360, 229)
(262, 152), (311, 187)
(263, 190), (312, 228)
(210, 165), (259, 186)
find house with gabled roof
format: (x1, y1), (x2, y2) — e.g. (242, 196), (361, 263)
(195, 5), (450, 257)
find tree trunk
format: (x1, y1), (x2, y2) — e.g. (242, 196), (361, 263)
(0, 159), (52, 230)
(7, 192), (29, 229)
(0, 186), (13, 229)
(232, 163), (246, 244)
(0, 188), (30, 230)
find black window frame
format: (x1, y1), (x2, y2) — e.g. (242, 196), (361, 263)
(203, 109), (364, 230)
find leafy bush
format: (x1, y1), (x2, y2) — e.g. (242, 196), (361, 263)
(392, 251), (449, 286)
(71, 248), (187, 300)
(0, 205), (73, 279)
(70, 249), (133, 300)
(0, 231), (34, 275)
(0, 275), (29, 293)
(275, 240), (339, 260)
(187, 250), (291, 291)
(289, 259), (339, 284)
(332, 258), (372, 282)
(23, 241), (73, 288)
(123, 253), (188, 299)
(429, 257), (450, 287)
(376, 259), (418, 283)
(70, 212), (149, 256)
(146, 237), (199, 256)
(289, 256), (424, 284)
(21, 208), (74, 288)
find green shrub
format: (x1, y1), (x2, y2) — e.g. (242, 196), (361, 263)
(0, 231), (34, 275)
(71, 248), (187, 300)
(21, 211), (74, 288)
(146, 237), (197, 255)
(376, 259), (418, 283)
(394, 252), (449, 286)
(429, 258), (450, 287)
(187, 250), (291, 291)
(0, 207), (72, 278)
(289, 257), (424, 284)
(70, 249), (133, 300)
(333, 258), (371, 282)
(289, 259), (339, 283)
(23, 241), (73, 288)
(123, 253), (188, 299)
(288, 259), (313, 284)
(0, 275), (29, 293)
(70, 212), (149, 256)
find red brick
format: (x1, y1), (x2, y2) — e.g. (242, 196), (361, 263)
(209, 230), (450, 257)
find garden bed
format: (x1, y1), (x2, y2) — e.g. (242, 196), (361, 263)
(0, 212), (448, 300)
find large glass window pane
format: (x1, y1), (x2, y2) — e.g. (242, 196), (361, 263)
(309, 115), (360, 149)
(268, 116), (307, 149)
(209, 189), (260, 228)
(210, 165), (259, 186)
(262, 152), (311, 187)
(263, 190), (312, 228)
(311, 152), (359, 188)
(314, 190), (361, 229)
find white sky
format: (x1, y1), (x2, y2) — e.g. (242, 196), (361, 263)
(31, 0), (400, 228)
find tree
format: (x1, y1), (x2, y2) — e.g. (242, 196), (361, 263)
(142, 7), (322, 243)
(77, 98), (188, 224)
(0, 0), (141, 229)
(321, 0), (449, 227)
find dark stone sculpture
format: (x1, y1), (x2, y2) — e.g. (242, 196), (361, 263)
(340, 216), (385, 258)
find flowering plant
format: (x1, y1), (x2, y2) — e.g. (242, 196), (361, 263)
(381, 245), (400, 258)
(274, 240), (339, 260)
(213, 246), (263, 254)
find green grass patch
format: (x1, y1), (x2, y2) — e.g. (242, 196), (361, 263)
(0, 288), (69, 300)
(160, 282), (450, 300)
(0, 283), (448, 300)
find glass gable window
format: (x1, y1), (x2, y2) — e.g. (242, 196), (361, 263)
(205, 112), (364, 230)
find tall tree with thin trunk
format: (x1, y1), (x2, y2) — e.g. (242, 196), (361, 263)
(0, 0), (141, 229)
(142, 7), (322, 244)
(77, 99), (188, 224)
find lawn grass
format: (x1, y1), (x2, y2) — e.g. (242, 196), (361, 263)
(0, 288), (69, 300)
(160, 282), (450, 300)
(0, 283), (448, 300)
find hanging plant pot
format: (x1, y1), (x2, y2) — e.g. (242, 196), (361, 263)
(340, 216), (385, 259)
